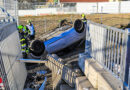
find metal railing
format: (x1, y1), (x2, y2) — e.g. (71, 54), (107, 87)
(87, 20), (130, 88)
(18, 2), (76, 10)
(18, 2), (58, 10)
(0, 0), (18, 24)
(46, 54), (76, 87)
(18, 2), (56, 10)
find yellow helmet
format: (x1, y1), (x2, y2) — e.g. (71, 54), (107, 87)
(17, 25), (23, 29)
(81, 14), (85, 18)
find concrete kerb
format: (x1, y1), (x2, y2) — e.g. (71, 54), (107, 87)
(84, 58), (122, 89)
(76, 76), (97, 90)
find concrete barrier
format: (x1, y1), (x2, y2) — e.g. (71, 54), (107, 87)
(75, 76), (96, 90)
(46, 54), (77, 87)
(98, 72), (122, 90)
(120, 1), (130, 13)
(0, 22), (27, 90)
(84, 58), (122, 90)
(84, 58), (104, 88)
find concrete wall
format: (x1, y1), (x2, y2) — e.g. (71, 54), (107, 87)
(19, 8), (58, 16)
(77, 1), (129, 14)
(18, 10), (37, 16)
(37, 8), (57, 15)
(0, 22), (27, 90)
(19, 8), (57, 16)
(18, 1), (130, 16)
(120, 1), (130, 13)
(77, 2), (98, 14)
(77, 2), (120, 14)
(98, 2), (119, 13)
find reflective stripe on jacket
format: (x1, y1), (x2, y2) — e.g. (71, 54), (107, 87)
(26, 25), (35, 35)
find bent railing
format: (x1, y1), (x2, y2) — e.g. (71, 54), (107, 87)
(46, 54), (76, 87)
(87, 20), (130, 88)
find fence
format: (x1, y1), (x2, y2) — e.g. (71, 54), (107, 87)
(18, 2), (60, 10)
(18, 1), (130, 16)
(46, 54), (77, 87)
(18, 2), (76, 10)
(0, 0), (27, 89)
(18, 2), (77, 16)
(0, 0), (18, 24)
(86, 20), (130, 88)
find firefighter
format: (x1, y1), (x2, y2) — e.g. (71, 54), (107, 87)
(81, 13), (87, 23)
(20, 38), (27, 58)
(17, 25), (29, 58)
(26, 20), (35, 40)
(58, 19), (68, 27)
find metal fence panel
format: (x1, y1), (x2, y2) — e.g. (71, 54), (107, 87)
(0, 0), (18, 24)
(87, 21), (129, 87)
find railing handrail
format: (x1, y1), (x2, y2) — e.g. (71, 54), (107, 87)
(88, 20), (126, 33)
(47, 54), (77, 87)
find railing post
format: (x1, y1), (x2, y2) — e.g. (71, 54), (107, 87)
(118, 1), (121, 14)
(124, 29), (130, 89)
(15, 0), (19, 25)
(128, 64), (130, 89)
(85, 21), (91, 56)
(44, 18), (47, 33)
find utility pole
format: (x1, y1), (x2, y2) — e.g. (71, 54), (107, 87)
(101, 6), (103, 24)
(15, 0), (19, 25)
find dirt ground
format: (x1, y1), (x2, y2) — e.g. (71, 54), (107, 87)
(19, 13), (130, 39)
(20, 13), (130, 90)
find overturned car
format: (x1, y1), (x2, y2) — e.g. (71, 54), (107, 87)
(29, 19), (86, 58)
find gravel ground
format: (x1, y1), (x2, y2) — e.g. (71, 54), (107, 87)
(19, 14), (130, 39)
(21, 13), (130, 90)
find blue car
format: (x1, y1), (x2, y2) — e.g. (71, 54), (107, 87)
(30, 19), (86, 57)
